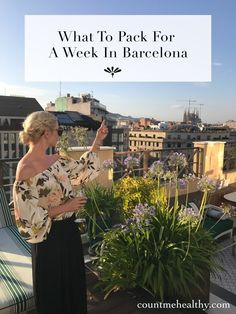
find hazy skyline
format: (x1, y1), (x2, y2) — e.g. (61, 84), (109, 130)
(0, 0), (235, 123)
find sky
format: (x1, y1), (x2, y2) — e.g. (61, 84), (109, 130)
(0, 0), (235, 123)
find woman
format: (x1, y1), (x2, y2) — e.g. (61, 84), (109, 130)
(13, 111), (108, 314)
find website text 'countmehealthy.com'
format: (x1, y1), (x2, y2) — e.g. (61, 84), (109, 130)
(136, 299), (230, 311)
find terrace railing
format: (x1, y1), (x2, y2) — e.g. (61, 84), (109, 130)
(223, 143), (236, 171)
(113, 147), (203, 180)
(0, 158), (20, 202)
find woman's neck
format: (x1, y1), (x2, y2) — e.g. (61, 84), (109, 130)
(28, 142), (49, 157)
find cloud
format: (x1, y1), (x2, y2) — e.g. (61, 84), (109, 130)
(192, 82), (211, 87)
(0, 81), (46, 98)
(0, 81), (58, 108)
(170, 104), (185, 109)
(212, 62), (223, 67)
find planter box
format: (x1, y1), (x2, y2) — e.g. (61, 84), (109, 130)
(127, 271), (210, 308)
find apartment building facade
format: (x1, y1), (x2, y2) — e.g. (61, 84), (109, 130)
(0, 96), (43, 197)
(46, 93), (108, 122)
(129, 126), (230, 152)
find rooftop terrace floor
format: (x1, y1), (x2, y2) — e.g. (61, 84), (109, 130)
(26, 236), (236, 314)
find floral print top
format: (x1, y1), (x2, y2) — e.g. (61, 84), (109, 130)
(13, 151), (100, 243)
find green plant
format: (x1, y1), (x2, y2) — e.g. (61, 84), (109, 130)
(77, 184), (121, 240)
(56, 126), (88, 155)
(96, 202), (222, 301)
(94, 153), (225, 302)
(114, 176), (166, 219)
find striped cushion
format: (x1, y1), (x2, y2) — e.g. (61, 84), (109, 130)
(0, 187), (13, 228)
(0, 226), (34, 313)
(0, 188), (93, 313)
(203, 216), (233, 237)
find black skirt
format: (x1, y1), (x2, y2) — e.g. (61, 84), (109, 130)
(31, 214), (87, 314)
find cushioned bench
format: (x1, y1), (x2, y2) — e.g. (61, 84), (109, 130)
(189, 202), (236, 255)
(203, 216), (233, 239)
(0, 187), (96, 313)
(0, 187), (35, 314)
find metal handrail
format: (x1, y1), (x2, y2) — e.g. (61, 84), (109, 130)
(113, 147), (203, 179)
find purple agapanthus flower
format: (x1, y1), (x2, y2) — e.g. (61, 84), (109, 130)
(197, 176), (221, 192)
(183, 173), (196, 182)
(178, 206), (200, 224)
(124, 156), (140, 169)
(168, 152), (188, 169)
(146, 160), (164, 178)
(125, 203), (156, 227)
(103, 159), (117, 170)
(178, 178), (187, 189)
(163, 170), (177, 182)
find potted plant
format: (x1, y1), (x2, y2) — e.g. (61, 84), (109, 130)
(76, 184), (121, 250)
(56, 125), (88, 155)
(94, 152), (226, 304)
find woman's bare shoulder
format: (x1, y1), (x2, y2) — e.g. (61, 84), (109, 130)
(15, 154), (60, 181)
(15, 160), (37, 182)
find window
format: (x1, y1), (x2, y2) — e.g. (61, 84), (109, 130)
(119, 133), (124, 142)
(19, 143), (24, 157)
(3, 133), (8, 144)
(9, 133), (16, 158)
(112, 133), (118, 142)
(9, 133), (16, 143)
(3, 133), (9, 158)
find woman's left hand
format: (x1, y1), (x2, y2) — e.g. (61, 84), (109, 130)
(95, 119), (109, 142)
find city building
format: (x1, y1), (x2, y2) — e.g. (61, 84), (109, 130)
(48, 110), (112, 147)
(0, 95), (43, 159)
(111, 127), (129, 152)
(115, 118), (131, 129)
(0, 95), (43, 197)
(131, 117), (159, 130)
(45, 93), (108, 121)
(224, 120), (236, 129)
(183, 108), (201, 124)
(129, 125), (231, 153)
(47, 94), (131, 152)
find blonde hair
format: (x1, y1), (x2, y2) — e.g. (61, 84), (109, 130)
(19, 111), (58, 144)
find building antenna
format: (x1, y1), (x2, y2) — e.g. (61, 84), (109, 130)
(176, 99), (197, 121)
(187, 99), (196, 111)
(177, 99), (196, 111)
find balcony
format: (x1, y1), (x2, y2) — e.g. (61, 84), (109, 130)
(0, 142), (236, 313)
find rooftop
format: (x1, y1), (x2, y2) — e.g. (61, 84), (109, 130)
(1, 142), (236, 313)
(0, 95), (43, 117)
